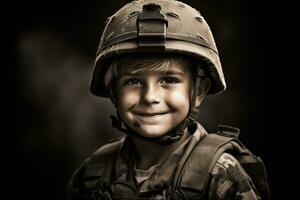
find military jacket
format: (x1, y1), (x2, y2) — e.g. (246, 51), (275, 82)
(68, 123), (261, 199)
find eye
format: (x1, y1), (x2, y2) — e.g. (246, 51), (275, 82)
(125, 78), (142, 86)
(160, 77), (180, 85)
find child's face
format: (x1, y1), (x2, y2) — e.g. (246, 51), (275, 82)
(115, 61), (192, 138)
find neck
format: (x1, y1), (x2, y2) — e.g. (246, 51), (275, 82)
(132, 130), (189, 170)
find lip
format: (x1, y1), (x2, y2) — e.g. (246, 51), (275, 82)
(133, 111), (170, 116)
(133, 111), (171, 124)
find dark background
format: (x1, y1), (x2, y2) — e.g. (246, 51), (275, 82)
(7, 0), (273, 199)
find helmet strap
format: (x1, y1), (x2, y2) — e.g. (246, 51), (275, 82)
(189, 67), (206, 121)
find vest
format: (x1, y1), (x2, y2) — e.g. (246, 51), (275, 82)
(80, 126), (271, 200)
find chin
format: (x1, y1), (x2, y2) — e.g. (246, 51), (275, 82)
(134, 124), (169, 138)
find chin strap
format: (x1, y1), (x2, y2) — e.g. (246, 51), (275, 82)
(110, 67), (205, 145)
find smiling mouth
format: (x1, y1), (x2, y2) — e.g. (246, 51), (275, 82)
(133, 111), (170, 116)
(133, 111), (170, 124)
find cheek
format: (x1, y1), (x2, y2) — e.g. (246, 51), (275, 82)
(117, 89), (140, 110)
(167, 88), (190, 111)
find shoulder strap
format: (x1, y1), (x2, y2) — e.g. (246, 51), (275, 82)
(83, 138), (124, 191)
(176, 133), (237, 194)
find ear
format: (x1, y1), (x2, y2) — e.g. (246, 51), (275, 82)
(195, 77), (211, 108)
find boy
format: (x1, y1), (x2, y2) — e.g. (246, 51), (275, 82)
(68, 0), (270, 199)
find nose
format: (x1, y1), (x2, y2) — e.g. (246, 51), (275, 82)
(140, 83), (161, 105)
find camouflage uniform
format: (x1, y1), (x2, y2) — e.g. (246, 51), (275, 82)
(68, 123), (261, 200)
(208, 153), (260, 199)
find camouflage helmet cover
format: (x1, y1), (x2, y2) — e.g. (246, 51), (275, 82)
(90, 0), (226, 97)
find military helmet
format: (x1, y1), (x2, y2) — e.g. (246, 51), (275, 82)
(90, 0), (226, 97)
